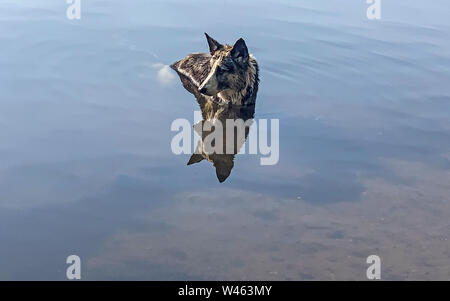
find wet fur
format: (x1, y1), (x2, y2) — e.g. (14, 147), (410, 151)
(170, 34), (259, 182)
(170, 34), (259, 107)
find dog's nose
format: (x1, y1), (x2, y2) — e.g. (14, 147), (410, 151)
(199, 87), (207, 94)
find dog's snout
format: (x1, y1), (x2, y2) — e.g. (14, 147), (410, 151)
(199, 87), (207, 94)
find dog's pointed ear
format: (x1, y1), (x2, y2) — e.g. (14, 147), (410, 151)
(187, 153), (204, 165)
(205, 33), (223, 55)
(214, 157), (234, 183)
(231, 38), (249, 63)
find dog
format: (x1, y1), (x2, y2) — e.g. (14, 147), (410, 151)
(171, 33), (260, 182)
(171, 33), (259, 106)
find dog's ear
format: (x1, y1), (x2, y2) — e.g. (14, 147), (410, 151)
(231, 38), (249, 63)
(187, 153), (204, 165)
(205, 33), (223, 55)
(213, 157), (234, 183)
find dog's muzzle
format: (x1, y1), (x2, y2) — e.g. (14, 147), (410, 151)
(198, 86), (216, 96)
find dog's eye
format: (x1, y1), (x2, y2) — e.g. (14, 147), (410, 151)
(224, 64), (234, 72)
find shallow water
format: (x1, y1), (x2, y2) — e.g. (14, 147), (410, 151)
(0, 0), (449, 280)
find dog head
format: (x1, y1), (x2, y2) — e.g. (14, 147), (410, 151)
(198, 33), (250, 96)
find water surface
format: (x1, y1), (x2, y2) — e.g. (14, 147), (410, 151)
(0, 0), (449, 280)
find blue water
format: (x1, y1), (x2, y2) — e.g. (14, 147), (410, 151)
(0, 0), (449, 280)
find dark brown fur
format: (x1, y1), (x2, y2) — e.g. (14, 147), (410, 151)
(171, 33), (260, 182)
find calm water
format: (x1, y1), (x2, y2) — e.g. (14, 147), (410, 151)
(0, 0), (449, 280)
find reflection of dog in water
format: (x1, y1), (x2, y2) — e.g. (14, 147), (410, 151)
(171, 33), (260, 182)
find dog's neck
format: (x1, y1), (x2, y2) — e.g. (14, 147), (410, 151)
(217, 55), (259, 106)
